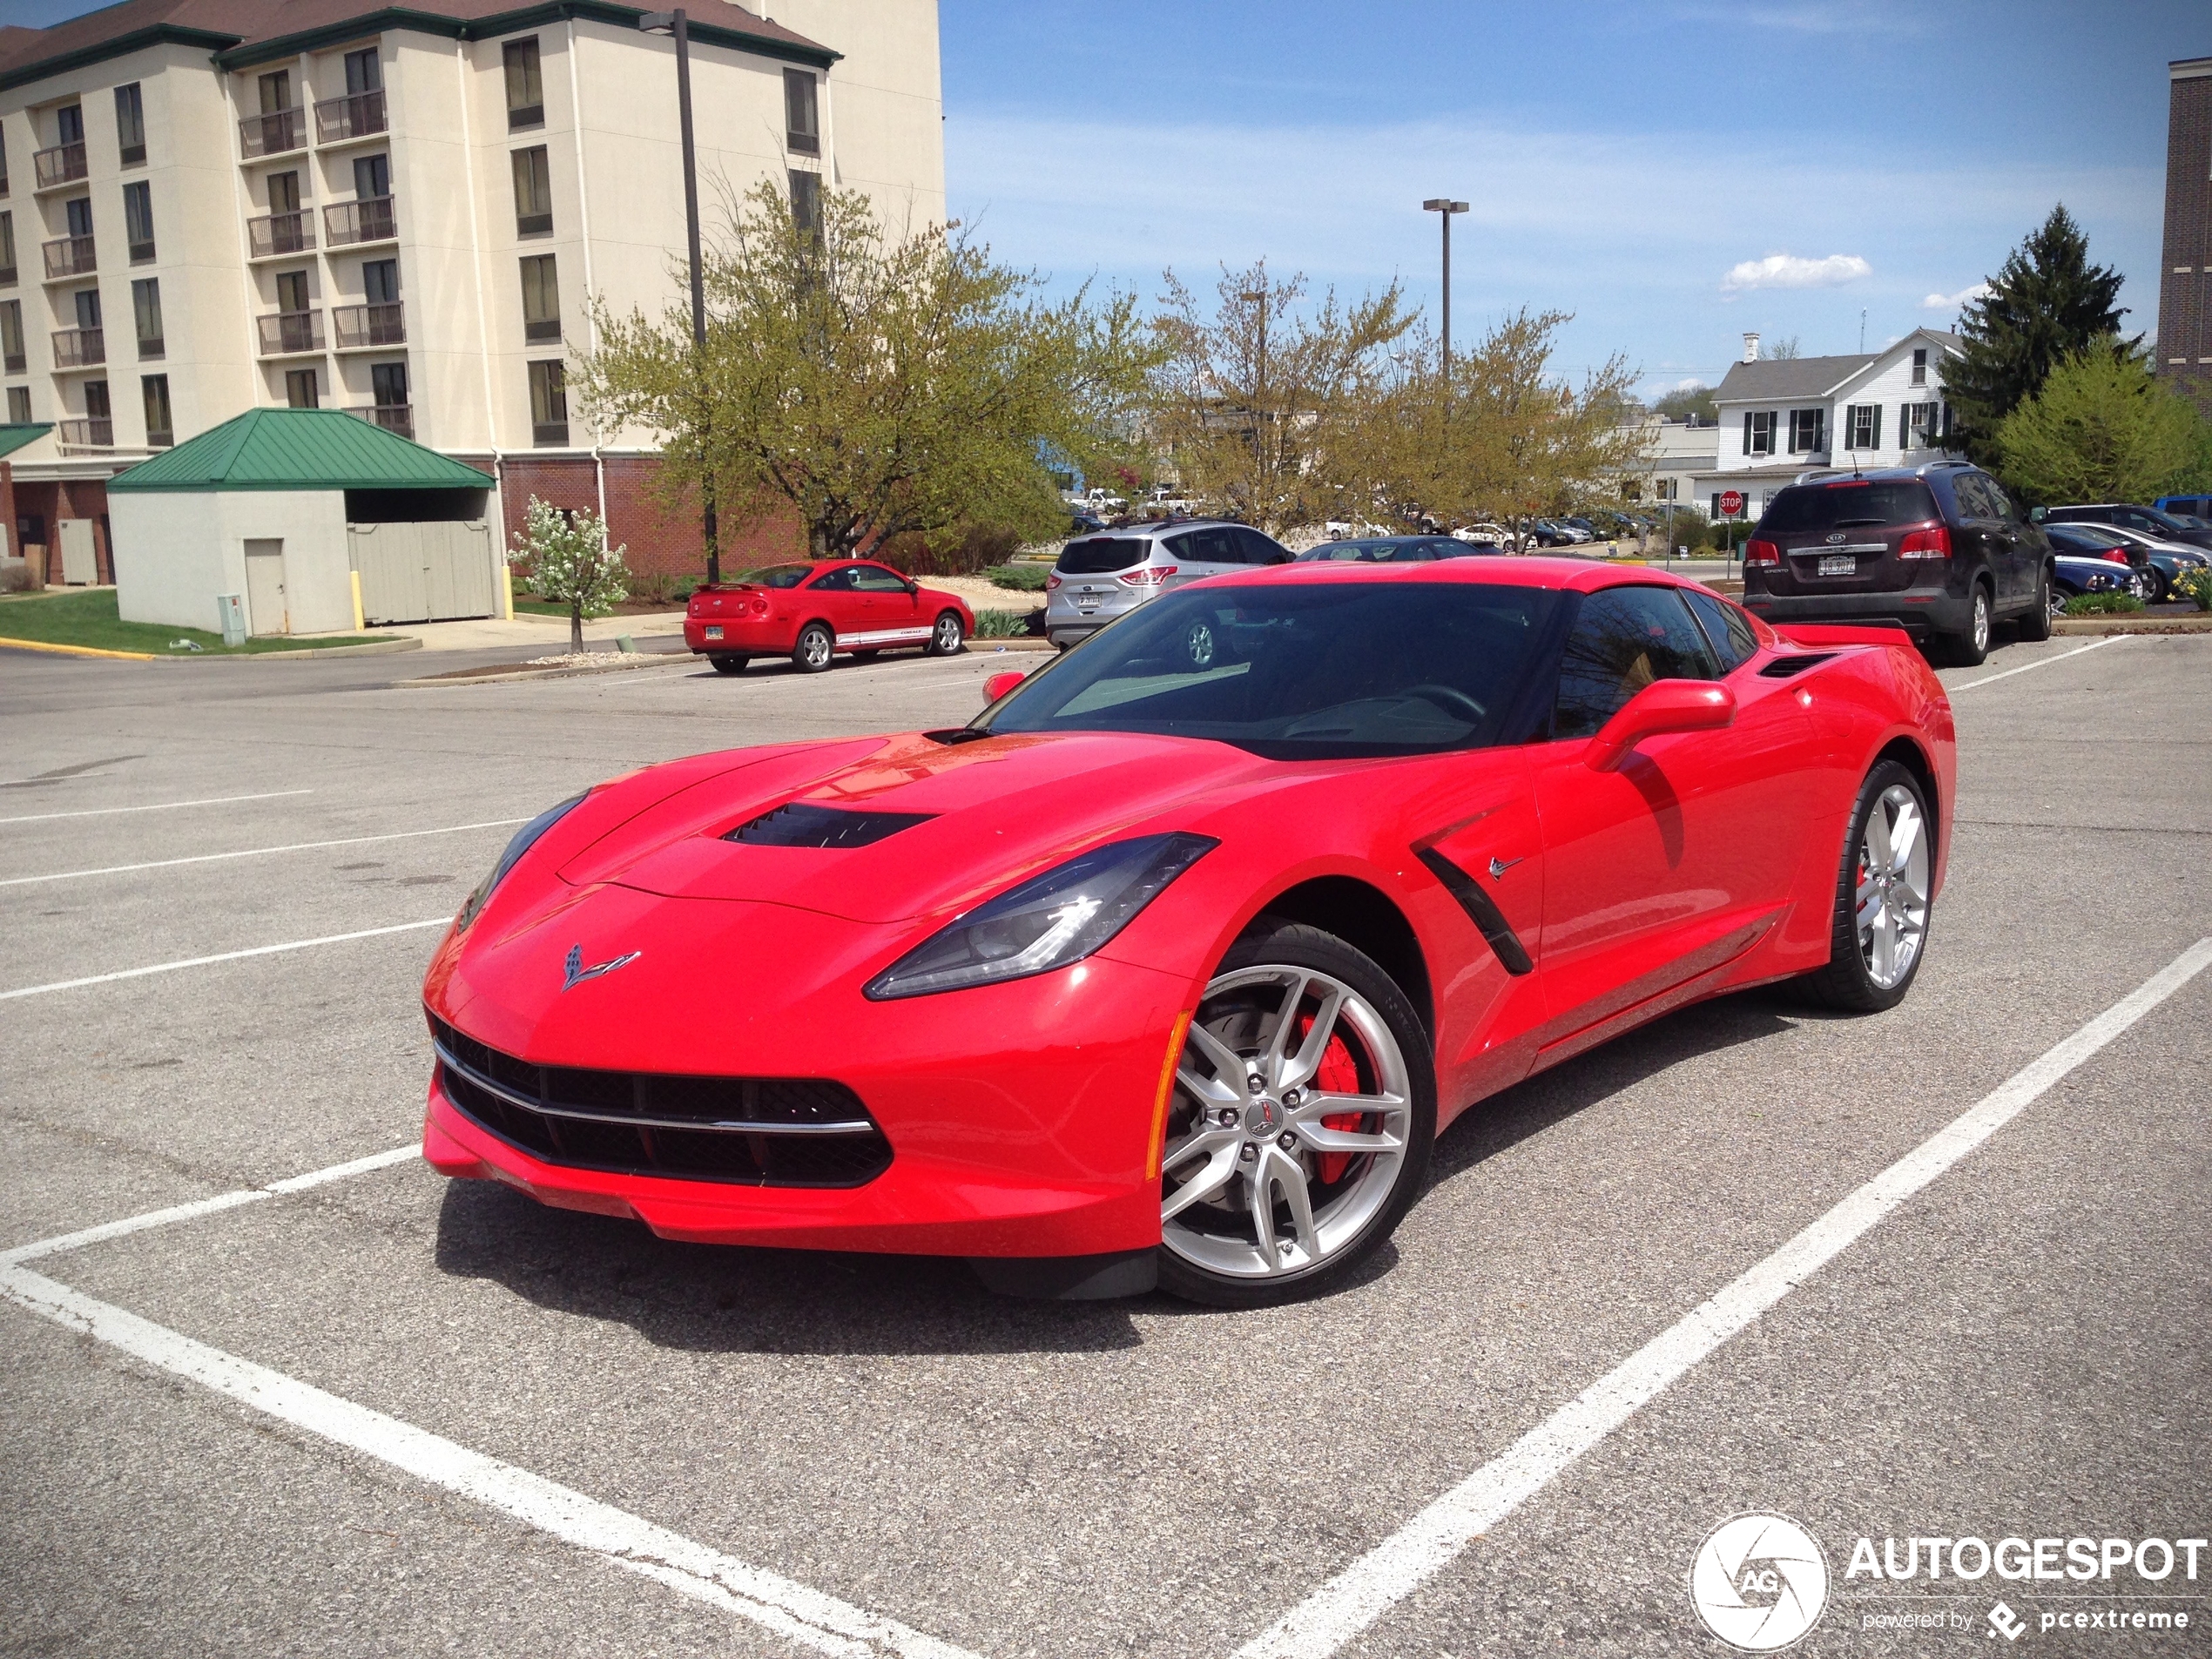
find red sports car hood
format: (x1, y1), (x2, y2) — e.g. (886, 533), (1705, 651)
(555, 731), (1284, 924)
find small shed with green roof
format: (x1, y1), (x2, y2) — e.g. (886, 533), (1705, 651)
(109, 408), (502, 636)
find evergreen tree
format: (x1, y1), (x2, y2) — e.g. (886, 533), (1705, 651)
(1946, 206), (2130, 462)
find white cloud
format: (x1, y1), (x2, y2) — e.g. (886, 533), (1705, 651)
(1921, 282), (1991, 310)
(1719, 253), (1873, 293)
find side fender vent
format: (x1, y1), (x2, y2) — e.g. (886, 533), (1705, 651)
(726, 802), (936, 848)
(1758, 652), (1837, 679)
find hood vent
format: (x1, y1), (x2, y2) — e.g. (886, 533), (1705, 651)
(725, 802), (936, 849)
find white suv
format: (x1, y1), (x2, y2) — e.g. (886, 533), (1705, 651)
(1043, 519), (1293, 649)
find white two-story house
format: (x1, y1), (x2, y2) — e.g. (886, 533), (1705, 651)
(1694, 328), (1962, 520)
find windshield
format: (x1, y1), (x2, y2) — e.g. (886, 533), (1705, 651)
(736, 563), (813, 589)
(976, 582), (1566, 759)
(1760, 480), (1939, 534)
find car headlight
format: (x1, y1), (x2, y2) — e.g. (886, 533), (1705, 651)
(864, 833), (1217, 1000)
(458, 792), (588, 930)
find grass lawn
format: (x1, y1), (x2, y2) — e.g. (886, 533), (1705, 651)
(0, 589), (400, 656)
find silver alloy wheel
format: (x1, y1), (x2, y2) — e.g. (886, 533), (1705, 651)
(1159, 966), (1413, 1281)
(800, 626), (833, 669)
(1184, 618), (1217, 670)
(934, 613), (963, 652)
(1855, 782), (1931, 989)
(1970, 588), (1991, 655)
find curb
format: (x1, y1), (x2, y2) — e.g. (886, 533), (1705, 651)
(175, 637), (425, 660)
(0, 636), (158, 661)
(397, 654), (689, 688)
(2054, 614), (2212, 636)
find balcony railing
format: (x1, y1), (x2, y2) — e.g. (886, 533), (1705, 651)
(0, 261), (16, 287)
(3, 351), (24, 374)
(323, 194), (396, 247)
(138, 332), (164, 360)
(239, 107), (306, 158)
(256, 308), (324, 355)
(524, 315), (560, 343)
(43, 235), (97, 279)
(314, 89), (388, 144)
(349, 403), (413, 439)
(33, 142), (88, 190)
(146, 427), (173, 448)
(334, 301), (404, 350)
(247, 210), (314, 258)
(58, 417), (113, 447)
(51, 326), (104, 368)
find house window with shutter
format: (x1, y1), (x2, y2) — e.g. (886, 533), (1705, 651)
(1786, 408), (1824, 455)
(1743, 409), (1776, 456)
(1844, 404), (1881, 449)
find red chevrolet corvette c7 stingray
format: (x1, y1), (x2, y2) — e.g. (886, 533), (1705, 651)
(421, 557), (1954, 1305)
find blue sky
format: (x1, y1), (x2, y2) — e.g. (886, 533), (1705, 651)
(942, 0), (2207, 397)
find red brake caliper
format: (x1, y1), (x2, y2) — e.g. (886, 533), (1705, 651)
(1298, 1017), (1365, 1186)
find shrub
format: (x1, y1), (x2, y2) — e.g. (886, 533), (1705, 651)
(2172, 564), (2212, 612)
(987, 563), (1050, 591)
(974, 608), (1036, 638)
(2062, 590), (2144, 616)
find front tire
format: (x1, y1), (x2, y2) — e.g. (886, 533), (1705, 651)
(1155, 921), (1435, 1308)
(2141, 566), (2169, 604)
(792, 622), (834, 673)
(1798, 760), (1934, 1012)
(928, 611), (966, 656)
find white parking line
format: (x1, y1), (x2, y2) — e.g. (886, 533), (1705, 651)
(0, 918), (450, 1002)
(0, 818), (523, 887)
(1238, 935), (2212, 1659)
(1950, 635), (2124, 692)
(0, 788), (314, 826)
(0, 1142), (983, 1659)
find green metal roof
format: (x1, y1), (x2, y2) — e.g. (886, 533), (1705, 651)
(107, 408), (496, 494)
(0, 424), (55, 461)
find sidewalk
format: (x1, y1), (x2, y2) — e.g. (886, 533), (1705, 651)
(370, 610), (688, 654)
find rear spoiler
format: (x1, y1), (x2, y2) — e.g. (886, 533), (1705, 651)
(1773, 623), (1913, 651)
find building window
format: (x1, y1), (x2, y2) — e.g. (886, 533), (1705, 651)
(75, 286), (102, 332)
(124, 180), (155, 263)
(371, 361), (408, 407)
(115, 83), (146, 165)
(0, 126), (9, 195)
(66, 195), (93, 239)
(57, 104), (84, 146)
(529, 359), (567, 445)
(1900, 401), (1942, 448)
(7, 388), (29, 424)
(276, 268), (310, 314)
(141, 374), (171, 446)
(0, 213), (14, 285)
(286, 368), (319, 408)
(1785, 408), (1824, 455)
(1844, 403), (1882, 449)
(362, 258), (400, 307)
(345, 47), (381, 94)
(504, 39), (544, 129)
(132, 278), (162, 358)
(784, 70), (819, 156)
(1742, 409), (1775, 456)
(512, 146), (552, 235)
(84, 378), (111, 421)
(0, 300), (22, 374)
(789, 169), (820, 235)
(518, 253), (560, 342)
(1911, 347), (1927, 387)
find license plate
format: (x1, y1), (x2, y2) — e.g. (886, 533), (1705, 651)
(704, 624), (723, 639)
(1817, 554), (1856, 576)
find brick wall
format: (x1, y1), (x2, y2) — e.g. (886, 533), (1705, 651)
(11, 478), (113, 584)
(2161, 65), (2212, 414)
(496, 455), (803, 596)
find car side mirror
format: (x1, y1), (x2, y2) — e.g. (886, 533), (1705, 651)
(906, 578), (920, 594)
(981, 669), (1027, 705)
(1585, 681), (1736, 772)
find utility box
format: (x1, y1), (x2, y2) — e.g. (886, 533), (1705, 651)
(215, 593), (247, 647)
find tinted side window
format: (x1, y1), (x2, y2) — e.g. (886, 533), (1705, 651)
(1237, 527), (1290, 565)
(1172, 527), (1239, 565)
(850, 565), (909, 592)
(1552, 587), (1717, 739)
(808, 565), (858, 592)
(1951, 475), (1996, 520)
(1683, 588), (1759, 672)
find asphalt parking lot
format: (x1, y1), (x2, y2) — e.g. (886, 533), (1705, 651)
(2, 630), (2207, 1657)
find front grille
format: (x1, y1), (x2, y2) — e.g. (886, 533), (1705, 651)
(430, 1016), (892, 1187)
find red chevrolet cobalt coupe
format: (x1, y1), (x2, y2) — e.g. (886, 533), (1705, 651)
(424, 559), (1953, 1305)
(683, 559), (975, 675)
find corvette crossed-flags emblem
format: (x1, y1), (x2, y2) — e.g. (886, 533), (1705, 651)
(563, 943), (641, 991)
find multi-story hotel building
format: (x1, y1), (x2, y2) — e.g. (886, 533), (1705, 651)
(0, 0), (943, 583)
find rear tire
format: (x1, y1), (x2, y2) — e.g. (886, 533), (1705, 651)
(1797, 760), (1934, 1013)
(792, 622), (834, 673)
(709, 654), (749, 675)
(2016, 569), (2053, 642)
(1155, 920), (1435, 1309)
(1935, 583), (1992, 667)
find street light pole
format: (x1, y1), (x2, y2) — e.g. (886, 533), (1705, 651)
(641, 9), (718, 583)
(1421, 198), (1468, 373)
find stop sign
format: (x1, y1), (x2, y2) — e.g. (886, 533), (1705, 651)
(1719, 489), (1745, 517)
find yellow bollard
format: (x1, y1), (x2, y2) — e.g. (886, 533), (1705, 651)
(502, 566), (515, 621)
(349, 569), (365, 632)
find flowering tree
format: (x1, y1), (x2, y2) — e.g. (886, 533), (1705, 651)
(507, 496), (628, 653)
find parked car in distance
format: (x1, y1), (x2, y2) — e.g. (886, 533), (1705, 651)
(1044, 518), (1295, 650)
(2155, 493), (2212, 522)
(2050, 553), (2149, 603)
(685, 560), (974, 674)
(2050, 521), (2207, 604)
(1453, 523), (1521, 550)
(1294, 536), (1498, 563)
(2040, 502), (2212, 554)
(1739, 462), (2053, 665)
(1069, 511), (1108, 536)
(1529, 519), (1594, 547)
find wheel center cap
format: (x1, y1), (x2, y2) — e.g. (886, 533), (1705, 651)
(1244, 1098), (1283, 1137)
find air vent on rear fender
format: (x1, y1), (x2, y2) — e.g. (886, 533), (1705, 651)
(725, 802), (935, 848)
(1758, 652), (1836, 679)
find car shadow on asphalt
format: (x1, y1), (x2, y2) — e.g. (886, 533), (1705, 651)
(1426, 988), (1801, 1189)
(432, 1180), (1146, 1356)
